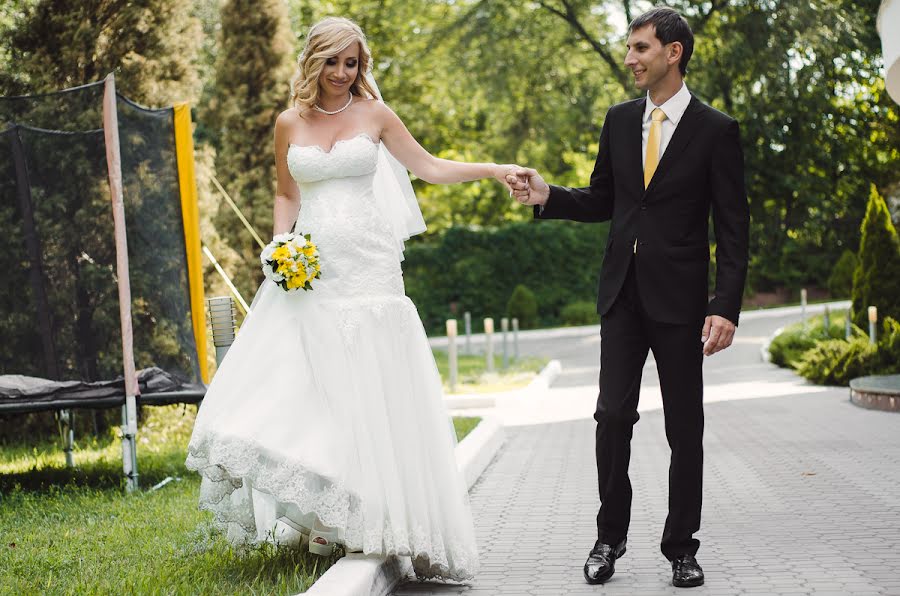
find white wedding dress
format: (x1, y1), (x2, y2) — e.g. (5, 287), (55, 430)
(185, 133), (478, 581)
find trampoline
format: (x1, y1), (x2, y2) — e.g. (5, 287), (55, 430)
(1, 75), (209, 489)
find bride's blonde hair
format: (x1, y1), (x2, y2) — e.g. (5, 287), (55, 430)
(290, 17), (379, 114)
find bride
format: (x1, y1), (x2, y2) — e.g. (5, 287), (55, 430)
(185, 16), (518, 582)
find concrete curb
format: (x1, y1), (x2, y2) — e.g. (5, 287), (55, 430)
(443, 359), (562, 410)
(760, 325), (784, 363)
(303, 417), (506, 596)
(305, 554), (410, 596)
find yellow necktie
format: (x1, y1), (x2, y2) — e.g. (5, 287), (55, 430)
(644, 107), (667, 189)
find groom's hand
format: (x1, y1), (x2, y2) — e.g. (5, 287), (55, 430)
(507, 167), (550, 207)
(701, 315), (736, 356)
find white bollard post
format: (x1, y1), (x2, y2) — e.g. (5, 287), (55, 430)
(447, 319), (458, 393)
(801, 288), (808, 331)
(484, 318), (495, 374)
(501, 317), (509, 371)
(823, 305), (831, 336)
(869, 306), (878, 344)
(464, 311), (472, 356)
(512, 318), (520, 361)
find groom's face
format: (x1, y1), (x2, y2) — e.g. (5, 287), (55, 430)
(625, 25), (672, 92)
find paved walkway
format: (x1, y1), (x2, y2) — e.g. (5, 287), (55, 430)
(396, 305), (900, 595)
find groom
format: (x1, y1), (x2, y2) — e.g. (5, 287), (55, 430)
(509, 7), (749, 588)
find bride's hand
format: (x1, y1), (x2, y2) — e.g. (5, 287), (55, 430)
(492, 164), (525, 192)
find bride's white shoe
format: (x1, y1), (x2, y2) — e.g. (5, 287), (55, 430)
(271, 517), (309, 548)
(308, 520), (337, 556)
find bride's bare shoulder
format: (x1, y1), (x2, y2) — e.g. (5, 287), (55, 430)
(356, 98), (396, 125)
(276, 107), (304, 127)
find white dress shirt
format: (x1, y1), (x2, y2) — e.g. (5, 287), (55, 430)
(641, 82), (692, 168)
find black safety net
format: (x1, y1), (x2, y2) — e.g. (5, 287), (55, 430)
(0, 81), (205, 415)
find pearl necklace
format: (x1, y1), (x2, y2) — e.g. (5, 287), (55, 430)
(314, 93), (353, 115)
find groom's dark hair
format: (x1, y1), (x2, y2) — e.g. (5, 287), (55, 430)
(628, 7), (694, 76)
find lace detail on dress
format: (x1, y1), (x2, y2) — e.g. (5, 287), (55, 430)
(287, 133), (379, 184)
(287, 135), (405, 300)
(186, 432), (477, 581)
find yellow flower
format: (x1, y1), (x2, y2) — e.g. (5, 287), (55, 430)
(272, 246), (290, 261)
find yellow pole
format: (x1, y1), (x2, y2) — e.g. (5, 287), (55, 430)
(173, 103), (210, 384)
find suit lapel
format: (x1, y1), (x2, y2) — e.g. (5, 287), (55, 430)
(626, 97), (646, 197)
(643, 95), (704, 197)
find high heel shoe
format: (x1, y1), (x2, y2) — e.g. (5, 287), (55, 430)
(271, 517), (308, 548)
(308, 520), (337, 556)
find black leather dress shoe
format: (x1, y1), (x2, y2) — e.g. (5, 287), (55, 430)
(583, 538), (626, 584)
(672, 554), (704, 587)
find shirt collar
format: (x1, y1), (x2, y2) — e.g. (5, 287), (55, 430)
(643, 82), (691, 126)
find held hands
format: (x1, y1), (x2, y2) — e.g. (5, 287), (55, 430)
(492, 164), (522, 191)
(506, 167), (550, 207)
(701, 315), (736, 356)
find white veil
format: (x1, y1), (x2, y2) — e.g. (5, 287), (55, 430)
(365, 72), (427, 261)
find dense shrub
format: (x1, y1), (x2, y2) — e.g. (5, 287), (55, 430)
(403, 221), (609, 334)
(561, 301), (598, 326)
(767, 316), (857, 368)
(795, 338), (877, 385)
(773, 316), (900, 386)
(851, 186), (900, 328)
(827, 250), (857, 298)
(506, 285), (538, 329)
(872, 317), (900, 374)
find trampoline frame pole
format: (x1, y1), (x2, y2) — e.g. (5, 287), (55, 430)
(104, 73), (140, 491)
(56, 409), (75, 468)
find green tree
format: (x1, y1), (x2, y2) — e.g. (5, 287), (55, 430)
(507, 285), (539, 329)
(0, 0), (201, 105)
(851, 185), (900, 328)
(209, 0), (295, 299)
(827, 249), (857, 298)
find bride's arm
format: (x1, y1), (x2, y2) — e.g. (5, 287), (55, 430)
(273, 110), (302, 236)
(376, 103), (515, 186)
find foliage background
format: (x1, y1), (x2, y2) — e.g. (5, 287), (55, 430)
(1, 0), (899, 332)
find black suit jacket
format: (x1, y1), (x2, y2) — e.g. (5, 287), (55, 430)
(536, 95), (749, 326)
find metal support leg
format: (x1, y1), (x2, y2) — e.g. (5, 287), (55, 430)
(121, 394), (139, 492)
(57, 409), (75, 468)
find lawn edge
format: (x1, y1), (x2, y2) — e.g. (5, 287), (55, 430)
(303, 417), (506, 596)
(444, 359), (562, 409)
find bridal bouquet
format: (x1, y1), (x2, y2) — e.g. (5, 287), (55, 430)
(260, 232), (321, 292)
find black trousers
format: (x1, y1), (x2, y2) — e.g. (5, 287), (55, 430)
(595, 258), (704, 560)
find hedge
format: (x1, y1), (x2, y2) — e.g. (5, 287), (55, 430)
(402, 220), (609, 334)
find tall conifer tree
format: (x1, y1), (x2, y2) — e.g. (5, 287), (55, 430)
(852, 185), (900, 328)
(2, 0), (201, 105)
(210, 0), (295, 297)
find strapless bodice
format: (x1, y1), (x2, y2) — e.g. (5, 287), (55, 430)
(287, 133), (379, 185)
(284, 132), (403, 300)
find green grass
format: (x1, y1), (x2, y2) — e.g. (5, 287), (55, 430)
(432, 350), (549, 394)
(1, 406), (482, 595)
(0, 405), (339, 595)
(452, 417), (481, 442)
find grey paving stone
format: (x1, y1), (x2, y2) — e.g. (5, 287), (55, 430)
(394, 376), (900, 595)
